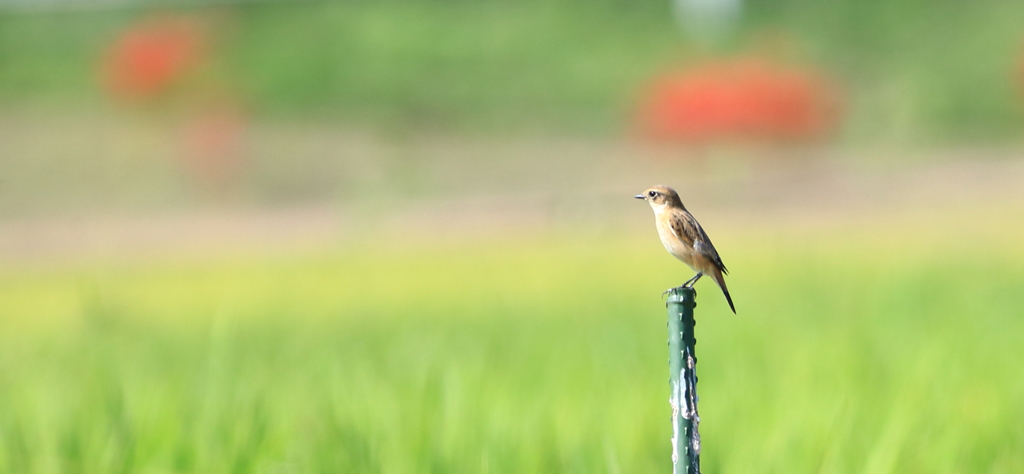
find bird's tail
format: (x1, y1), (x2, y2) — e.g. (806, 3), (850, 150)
(711, 268), (735, 314)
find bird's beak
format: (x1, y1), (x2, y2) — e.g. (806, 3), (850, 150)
(634, 194), (645, 200)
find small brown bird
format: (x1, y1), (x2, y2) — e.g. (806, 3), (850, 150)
(636, 185), (735, 313)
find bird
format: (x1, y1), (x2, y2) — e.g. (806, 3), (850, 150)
(636, 185), (735, 313)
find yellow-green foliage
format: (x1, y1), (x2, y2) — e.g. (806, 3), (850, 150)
(0, 224), (1022, 473)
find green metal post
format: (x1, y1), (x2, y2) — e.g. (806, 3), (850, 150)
(666, 287), (700, 474)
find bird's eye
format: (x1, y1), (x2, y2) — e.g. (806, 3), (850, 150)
(648, 191), (657, 198)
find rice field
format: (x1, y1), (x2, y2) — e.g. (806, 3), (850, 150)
(0, 209), (1022, 474)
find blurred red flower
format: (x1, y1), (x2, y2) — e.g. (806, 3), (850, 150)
(101, 14), (207, 100)
(636, 57), (843, 144)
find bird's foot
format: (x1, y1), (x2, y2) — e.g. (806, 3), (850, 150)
(662, 285), (686, 296)
(662, 285), (697, 297)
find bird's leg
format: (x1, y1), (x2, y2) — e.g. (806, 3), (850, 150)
(663, 272), (704, 297)
(682, 272), (703, 288)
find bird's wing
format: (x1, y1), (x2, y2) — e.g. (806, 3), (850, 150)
(671, 210), (728, 275)
(667, 211), (698, 247)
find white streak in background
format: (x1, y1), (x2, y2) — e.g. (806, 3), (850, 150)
(673, 0), (742, 45)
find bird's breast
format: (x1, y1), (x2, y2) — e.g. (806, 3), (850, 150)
(655, 216), (696, 270)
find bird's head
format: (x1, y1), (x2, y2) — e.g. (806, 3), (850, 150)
(635, 185), (683, 211)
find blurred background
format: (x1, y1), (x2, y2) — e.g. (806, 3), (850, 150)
(1, 0), (1023, 472)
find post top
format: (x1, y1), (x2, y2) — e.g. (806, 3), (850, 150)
(665, 287), (696, 306)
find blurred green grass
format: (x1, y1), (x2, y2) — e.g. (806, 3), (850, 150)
(0, 225), (1022, 473)
(2, 0), (1024, 139)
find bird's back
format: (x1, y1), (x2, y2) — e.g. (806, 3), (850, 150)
(656, 207), (729, 276)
